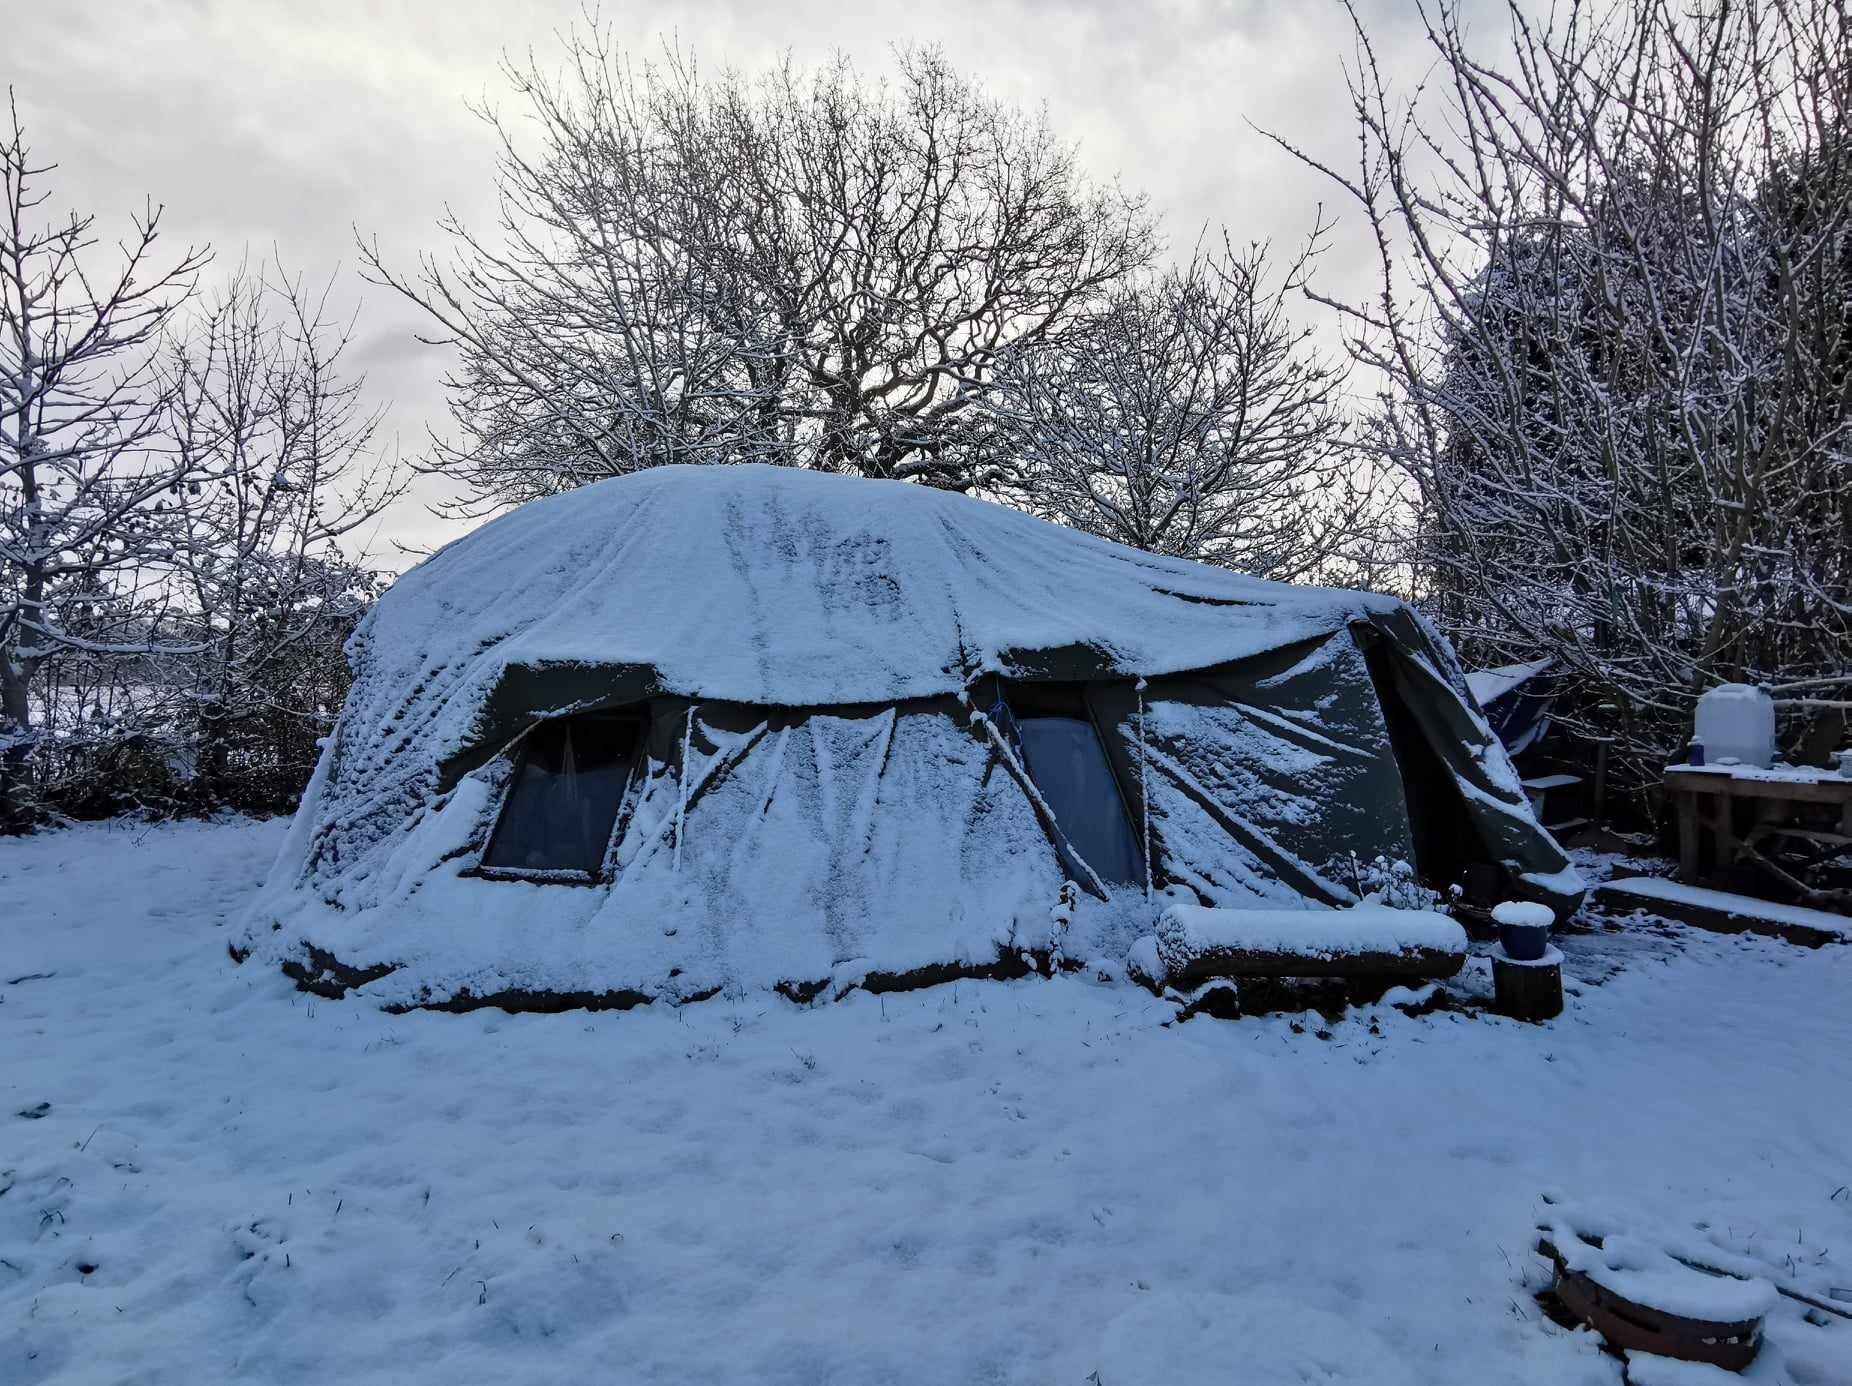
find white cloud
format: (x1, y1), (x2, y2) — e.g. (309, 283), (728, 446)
(9, 0), (1500, 560)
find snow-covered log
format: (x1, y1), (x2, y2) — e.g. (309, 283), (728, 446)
(1153, 902), (1467, 988)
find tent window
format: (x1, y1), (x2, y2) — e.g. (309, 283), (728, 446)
(1014, 712), (1144, 888)
(480, 715), (641, 879)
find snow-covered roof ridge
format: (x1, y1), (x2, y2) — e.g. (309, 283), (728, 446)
(368, 462), (1406, 717)
(1463, 657), (1556, 708)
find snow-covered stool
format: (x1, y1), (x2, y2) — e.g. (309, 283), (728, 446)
(1491, 945), (1563, 1022)
(1537, 1226), (1775, 1372)
(1488, 900), (1561, 1020)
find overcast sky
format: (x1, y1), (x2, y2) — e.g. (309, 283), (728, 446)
(10, 0), (1480, 563)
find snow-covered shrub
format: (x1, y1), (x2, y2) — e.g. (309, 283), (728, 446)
(1344, 855), (1441, 913)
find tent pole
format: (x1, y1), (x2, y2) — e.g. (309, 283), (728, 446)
(674, 703), (695, 873)
(1136, 678), (1152, 906)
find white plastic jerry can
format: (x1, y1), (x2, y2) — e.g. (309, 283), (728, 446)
(1692, 683), (1776, 769)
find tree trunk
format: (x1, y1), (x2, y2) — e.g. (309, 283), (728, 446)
(0, 652), (36, 834)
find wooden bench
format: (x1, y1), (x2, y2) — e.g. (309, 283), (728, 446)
(1664, 764), (1852, 889)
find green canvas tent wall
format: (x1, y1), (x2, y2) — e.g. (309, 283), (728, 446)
(243, 464), (1580, 1009)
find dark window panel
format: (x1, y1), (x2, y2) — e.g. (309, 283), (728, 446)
(1016, 715), (1143, 888)
(482, 717), (639, 876)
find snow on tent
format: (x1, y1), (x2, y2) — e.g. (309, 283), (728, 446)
(242, 464), (1582, 1010)
(1465, 657), (1559, 758)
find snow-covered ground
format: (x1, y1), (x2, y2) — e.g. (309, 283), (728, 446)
(4, 818), (1851, 1385)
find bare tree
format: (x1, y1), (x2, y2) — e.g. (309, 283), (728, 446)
(157, 260), (403, 806)
(1, 91), (210, 829)
(1274, 0), (1852, 795)
(362, 34), (1156, 513)
(984, 231), (1385, 581)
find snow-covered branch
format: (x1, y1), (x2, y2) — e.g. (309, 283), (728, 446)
(982, 229), (1393, 582)
(2, 90), (210, 826)
(360, 33), (1157, 510)
(1276, 0), (1852, 795)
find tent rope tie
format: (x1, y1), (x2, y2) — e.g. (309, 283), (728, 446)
(1136, 677), (1152, 905)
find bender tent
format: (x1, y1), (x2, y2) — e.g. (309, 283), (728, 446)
(243, 464), (1581, 1010)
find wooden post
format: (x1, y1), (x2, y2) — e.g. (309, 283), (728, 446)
(1675, 789), (1702, 881)
(1712, 794), (1735, 873)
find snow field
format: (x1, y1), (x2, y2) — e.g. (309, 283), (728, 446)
(3, 817), (1851, 1384)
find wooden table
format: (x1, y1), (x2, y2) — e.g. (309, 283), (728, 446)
(1665, 764), (1852, 883)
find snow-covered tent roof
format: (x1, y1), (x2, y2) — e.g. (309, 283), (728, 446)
(1465, 658), (1559, 758)
(1464, 659), (1557, 710)
(245, 464), (1580, 1010)
(366, 462), (1413, 723)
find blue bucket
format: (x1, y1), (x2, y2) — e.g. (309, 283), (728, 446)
(1493, 901), (1554, 960)
(1498, 919), (1551, 961)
